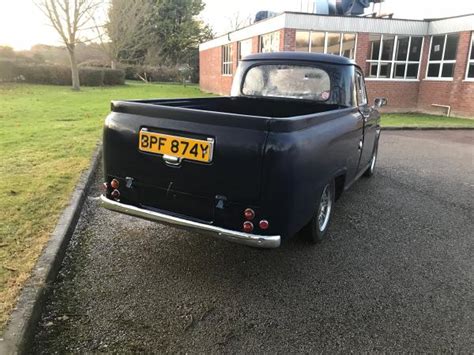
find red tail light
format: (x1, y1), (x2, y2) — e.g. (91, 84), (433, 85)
(243, 221), (254, 233)
(244, 208), (255, 220)
(259, 220), (269, 230)
(111, 179), (120, 189)
(111, 189), (120, 199)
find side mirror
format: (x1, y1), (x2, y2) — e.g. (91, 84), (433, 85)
(374, 97), (387, 108)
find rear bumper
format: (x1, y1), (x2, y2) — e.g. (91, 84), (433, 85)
(99, 195), (281, 248)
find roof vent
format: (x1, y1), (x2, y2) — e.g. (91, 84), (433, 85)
(254, 10), (278, 23)
(312, 0), (384, 16)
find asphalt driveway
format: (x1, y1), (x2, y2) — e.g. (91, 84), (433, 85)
(33, 130), (473, 353)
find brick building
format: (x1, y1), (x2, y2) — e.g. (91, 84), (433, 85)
(199, 12), (474, 117)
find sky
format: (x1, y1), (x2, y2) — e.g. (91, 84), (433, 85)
(0, 0), (473, 50)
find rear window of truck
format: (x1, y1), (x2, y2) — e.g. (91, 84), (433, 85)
(242, 64), (331, 102)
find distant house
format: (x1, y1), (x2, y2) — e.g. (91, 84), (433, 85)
(199, 12), (474, 117)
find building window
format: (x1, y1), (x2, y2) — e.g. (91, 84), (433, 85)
(295, 31), (356, 59)
(326, 32), (341, 55)
(296, 31), (310, 52)
(259, 31), (280, 53)
(221, 44), (233, 76)
(238, 38), (252, 60)
(311, 32), (326, 53)
(466, 32), (474, 79)
(341, 33), (357, 59)
(426, 34), (459, 79)
(367, 34), (423, 80)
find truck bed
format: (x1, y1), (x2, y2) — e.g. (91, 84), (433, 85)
(126, 96), (343, 118)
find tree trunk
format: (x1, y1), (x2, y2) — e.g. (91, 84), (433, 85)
(67, 48), (80, 91)
(111, 59), (117, 70)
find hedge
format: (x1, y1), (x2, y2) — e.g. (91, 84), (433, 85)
(20, 64), (71, 85)
(0, 60), (125, 86)
(79, 67), (104, 86)
(0, 59), (20, 82)
(103, 68), (125, 85)
(123, 65), (185, 83)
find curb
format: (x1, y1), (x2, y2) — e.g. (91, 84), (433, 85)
(381, 127), (474, 130)
(0, 145), (102, 355)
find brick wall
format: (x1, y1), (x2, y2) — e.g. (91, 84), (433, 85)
(252, 36), (260, 53)
(366, 81), (420, 111)
(417, 31), (474, 117)
(281, 29), (296, 51)
(199, 42), (237, 95)
(355, 32), (370, 69)
(199, 29), (474, 117)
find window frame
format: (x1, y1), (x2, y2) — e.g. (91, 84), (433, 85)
(425, 33), (458, 81)
(366, 34), (424, 81)
(355, 70), (368, 106)
(465, 32), (474, 81)
(294, 30), (358, 59)
(221, 44), (233, 76)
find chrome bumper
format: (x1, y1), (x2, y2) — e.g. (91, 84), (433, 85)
(99, 195), (281, 248)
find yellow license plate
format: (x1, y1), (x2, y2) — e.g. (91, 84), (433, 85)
(139, 130), (214, 163)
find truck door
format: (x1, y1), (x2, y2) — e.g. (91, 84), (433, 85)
(355, 70), (378, 171)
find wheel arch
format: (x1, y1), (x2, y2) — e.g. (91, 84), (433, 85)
(334, 174), (346, 201)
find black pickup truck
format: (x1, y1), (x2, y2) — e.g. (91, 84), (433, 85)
(100, 52), (386, 248)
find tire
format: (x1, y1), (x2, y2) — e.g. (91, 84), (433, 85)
(305, 180), (336, 243)
(363, 140), (378, 178)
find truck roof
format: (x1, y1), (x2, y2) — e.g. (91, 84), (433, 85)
(242, 52), (357, 66)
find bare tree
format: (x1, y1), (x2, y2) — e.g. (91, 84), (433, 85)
(36, 0), (101, 90)
(98, 0), (153, 69)
(226, 11), (253, 32)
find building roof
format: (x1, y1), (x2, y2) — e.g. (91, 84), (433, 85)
(242, 52), (356, 66)
(200, 12), (474, 51)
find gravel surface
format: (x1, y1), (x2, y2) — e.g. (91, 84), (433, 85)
(33, 131), (473, 353)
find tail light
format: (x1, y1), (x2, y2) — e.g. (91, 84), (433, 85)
(243, 221), (254, 233)
(259, 220), (269, 230)
(111, 189), (120, 199)
(111, 178), (120, 189)
(244, 208), (255, 220)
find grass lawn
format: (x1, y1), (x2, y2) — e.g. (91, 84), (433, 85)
(0, 81), (212, 330)
(381, 113), (474, 128)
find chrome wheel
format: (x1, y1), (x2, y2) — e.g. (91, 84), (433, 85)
(369, 147), (377, 173)
(317, 184), (333, 232)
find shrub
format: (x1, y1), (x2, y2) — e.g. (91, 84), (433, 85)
(129, 65), (181, 83)
(79, 67), (104, 86)
(0, 62), (125, 86)
(19, 64), (71, 85)
(103, 68), (125, 85)
(78, 59), (109, 68)
(148, 66), (181, 82)
(0, 60), (20, 82)
(122, 65), (138, 80)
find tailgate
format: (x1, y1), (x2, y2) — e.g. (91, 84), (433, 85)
(103, 101), (270, 222)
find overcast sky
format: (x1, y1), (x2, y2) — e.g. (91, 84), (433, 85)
(0, 0), (473, 50)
